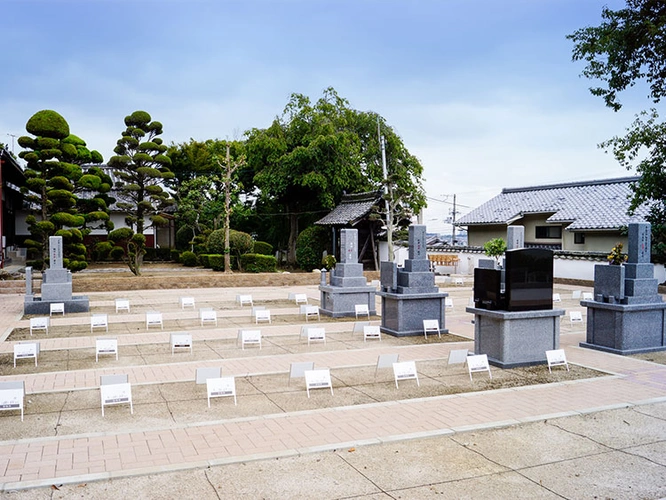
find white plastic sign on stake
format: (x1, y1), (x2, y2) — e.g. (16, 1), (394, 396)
(207, 376), (237, 406)
(289, 361), (314, 385)
(546, 349), (569, 373)
(115, 298), (130, 313)
(355, 304), (370, 319)
(238, 294), (253, 307)
(423, 319), (440, 339)
(304, 305), (320, 321)
(196, 367), (221, 385)
(199, 308), (217, 326)
(171, 333), (193, 354)
(146, 312), (163, 330)
(467, 354), (492, 381)
(375, 353), (399, 378)
(90, 314), (109, 333)
(306, 327), (326, 345)
(254, 309), (271, 324)
(100, 382), (133, 416)
(14, 342), (39, 367)
(50, 302), (65, 316)
(240, 330), (262, 350)
(96, 338), (119, 362)
(447, 349), (469, 365)
(294, 293), (308, 304)
(180, 296), (195, 309)
(0, 382), (25, 421)
(363, 325), (381, 342)
(392, 361), (419, 389)
(304, 369), (333, 397)
(29, 317), (49, 335)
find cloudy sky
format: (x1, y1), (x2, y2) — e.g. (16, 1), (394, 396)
(1, 0), (647, 234)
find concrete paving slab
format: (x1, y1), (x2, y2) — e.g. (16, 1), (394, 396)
(623, 441), (666, 467)
(335, 437), (509, 491)
(519, 449), (666, 500)
(449, 420), (609, 469)
(389, 470), (562, 499)
(551, 406), (666, 449)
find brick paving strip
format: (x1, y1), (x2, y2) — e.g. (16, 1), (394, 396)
(2, 292), (666, 490)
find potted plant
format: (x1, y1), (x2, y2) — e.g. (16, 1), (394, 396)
(607, 242), (628, 265)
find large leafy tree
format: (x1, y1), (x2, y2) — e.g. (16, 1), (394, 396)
(246, 88), (426, 266)
(568, 0), (666, 261)
(17, 110), (105, 271)
(107, 111), (174, 274)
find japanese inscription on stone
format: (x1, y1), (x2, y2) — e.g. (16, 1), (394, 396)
(340, 229), (358, 263)
(49, 236), (63, 269)
(409, 225), (427, 260)
(628, 223), (651, 264)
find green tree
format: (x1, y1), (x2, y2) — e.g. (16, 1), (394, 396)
(17, 110), (105, 271)
(569, 0), (666, 261)
(483, 238), (507, 266)
(246, 87), (426, 266)
(107, 111), (174, 274)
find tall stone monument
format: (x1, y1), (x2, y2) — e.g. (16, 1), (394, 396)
(581, 222), (666, 354)
(24, 236), (90, 314)
(378, 225), (448, 336)
(319, 229), (377, 317)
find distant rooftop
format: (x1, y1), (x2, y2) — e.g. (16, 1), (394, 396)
(315, 191), (382, 226)
(455, 176), (649, 231)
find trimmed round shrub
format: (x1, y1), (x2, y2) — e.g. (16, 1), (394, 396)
(94, 241), (113, 261)
(175, 225), (193, 250)
(206, 229), (226, 255)
(180, 250), (198, 267)
(240, 254), (277, 273)
(26, 110), (70, 139)
(109, 246), (125, 261)
(198, 254), (211, 268)
(253, 241), (273, 255)
(208, 254), (225, 271)
(296, 225), (329, 271)
(170, 249), (180, 262)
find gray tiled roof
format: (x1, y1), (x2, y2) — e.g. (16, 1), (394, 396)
(455, 177), (650, 230)
(315, 191), (382, 226)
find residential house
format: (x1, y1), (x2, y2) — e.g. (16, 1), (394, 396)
(454, 177), (649, 253)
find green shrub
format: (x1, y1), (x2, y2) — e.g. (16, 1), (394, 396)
(199, 254), (211, 268)
(67, 260), (88, 272)
(180, 250), (198, 267)
(109, 246), (125, 261)
(296, 225), (329, 271)
(170, 249), (180, 262)
(240, 254), (277, 273)
(93, 241), (113, 261)
(253, 241), (273, 255)
(209, 254), (225, 271)
(26, 259), (43, 270)
(176, 225), (194, 250)
(206, 229), (226, 254)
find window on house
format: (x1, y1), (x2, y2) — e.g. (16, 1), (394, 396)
(535, 226), (562, 239)
(574, 233), (585, 244)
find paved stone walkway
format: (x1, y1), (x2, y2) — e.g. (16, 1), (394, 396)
(0, 286), (665, 493)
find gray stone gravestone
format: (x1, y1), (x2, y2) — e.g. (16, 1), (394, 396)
(506, 226), (524, 251)
(319, 229), (376, 318)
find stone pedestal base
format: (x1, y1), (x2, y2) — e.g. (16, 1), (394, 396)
(379, 292), (448, 337)
(24, 296), (90, 315)
(580, 300), (666, 355)
(319, 285), (376, 318)
(467, 307), (565, 368)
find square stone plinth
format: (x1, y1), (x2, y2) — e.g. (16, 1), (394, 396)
(319, 285), (376, 318)
(580, 300), (666, 355)
(467, 307), (565, 368)
(380, 291), (448, 337)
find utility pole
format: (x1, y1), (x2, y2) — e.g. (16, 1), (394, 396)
(6, 134), (17, 153)
(378, 118), (394, 261)
(451, 194), (457, 245)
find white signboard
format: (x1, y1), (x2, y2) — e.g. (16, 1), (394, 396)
(240, 330), (262, 350)
(237, 294), (253, 307)
(14, 342), (39, 367)
(289, 361), (314, 385)
(50, 302), (65, 316)
(306, 327), (326, 345)
(199, 308), (217, 326)
(180, 297), (195, 309)
(546, 349), (569, 373)
(90, 314), (109, 333)
(375, 353), (399, 379)
(467, 354), (492, 381)
(206, 376), (237, 406)
(255, 309), (271, 324)
(0, 387), (24, 421)
(96, 338), (119, 362)
(100, 382), (133, 416)
(304, 369), (333, 397)
(363, 325), (381, 342)
(447, 349), (469, 365)
(171, 333), (193, 354)
(355, 304), (370, 319)
(115, 298), (130, 313)
(423, 319), (440, 339)
(29, 317), (49, 335)
(146, 312), (163, 330)
(393, 361), (419, 389)
(304, 305), (320, 322)
(294, 293), (308, 305)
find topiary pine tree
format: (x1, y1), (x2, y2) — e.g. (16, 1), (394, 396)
(17, 110), (106, 271)
(107, 111), (175, 274)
